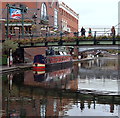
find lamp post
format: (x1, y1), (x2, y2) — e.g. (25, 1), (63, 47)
(6, 4), (9, 40)
(45, 26), (48, 46)
(59, 31), (63, 46)
(74, 32), (79, 45)
(21, 6), (24, 39)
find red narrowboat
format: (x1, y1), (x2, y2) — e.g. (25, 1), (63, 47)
(33, 49), (72, 71)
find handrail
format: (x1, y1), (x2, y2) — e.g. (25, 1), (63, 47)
(6, 26), (120, 44)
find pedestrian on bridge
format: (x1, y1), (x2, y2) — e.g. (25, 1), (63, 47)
(88, 28), (92, 37)
(111, 26), (116, 37)
(81, 27), (86, 37)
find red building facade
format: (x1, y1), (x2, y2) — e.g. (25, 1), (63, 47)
(1, 1), (79, 62)
(59, 2), (79, 36)
(1, 1), (62, 40)
(1, 1), (79, 40)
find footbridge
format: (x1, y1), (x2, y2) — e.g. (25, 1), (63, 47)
(16, 27), (120, 48)
(18, 39), (120, 48)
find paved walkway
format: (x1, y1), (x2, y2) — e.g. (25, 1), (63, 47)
(0, 63), (32, 73)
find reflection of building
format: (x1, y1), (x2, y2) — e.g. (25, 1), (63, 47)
(2, 69), (79, 117)
(2, 79), (117, 117)
(2, 65), (119, 117)
(118, 1), (120, 35)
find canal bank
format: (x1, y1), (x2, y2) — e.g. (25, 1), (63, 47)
(0, 62), (73, 74)
(0, 63), (32, 74)
(0, 57), (94, 73)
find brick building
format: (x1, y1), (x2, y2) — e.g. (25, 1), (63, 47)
(1, 1), (79, 62)
(1, 1), (79, 40)
(59, 2), (79, 36)
(2, 67), (79, 117)
(1, 1), (61, 40)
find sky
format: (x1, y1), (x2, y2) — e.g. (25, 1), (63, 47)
(62, 0), (120, 29)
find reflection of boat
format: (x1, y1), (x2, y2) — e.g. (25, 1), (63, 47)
(33, 68), (71, 83)
(24, 67), (72, 88)
(33, 48), (72, 71)
(33, 71), (46, 82)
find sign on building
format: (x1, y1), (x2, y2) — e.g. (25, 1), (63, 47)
(10, 8), (21, 19)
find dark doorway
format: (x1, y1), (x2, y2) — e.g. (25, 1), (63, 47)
(13, 48), (24, 63)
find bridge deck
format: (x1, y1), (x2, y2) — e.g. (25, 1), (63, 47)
(18, 39), (120, 48)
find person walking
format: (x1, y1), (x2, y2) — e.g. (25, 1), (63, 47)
(81, 27), (86, 36)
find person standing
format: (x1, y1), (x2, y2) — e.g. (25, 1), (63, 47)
(81, 27), (86, 36)
(111, 26), (116, 37)
(111, 26), (116, 45)
(88, 28), (92, 37)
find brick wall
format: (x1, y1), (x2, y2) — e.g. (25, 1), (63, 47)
(1, 1), (61, 40)
(24, 47), (47, 62)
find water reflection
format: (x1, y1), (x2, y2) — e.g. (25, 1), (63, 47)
(24, 67), (75, 90)
(2, 57), (120, 117)
(78, 57), (119, 95)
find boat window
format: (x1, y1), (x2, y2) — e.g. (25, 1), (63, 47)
(63, 52), (67, 55)
(59, 52), (63, 55)
(55, 51), (60, 55)
(50, 48), (54, 55)
(46, 48), (54, 56)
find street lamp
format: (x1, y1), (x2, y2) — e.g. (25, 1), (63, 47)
(59, 31), (64, 46)
(74, 32), (79, 45)
(45, 27), (48, 46)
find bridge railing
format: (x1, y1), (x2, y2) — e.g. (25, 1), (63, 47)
(8, 27), (119, 39)
(83, 27), (119, 37)
(9, 28), (120, 47)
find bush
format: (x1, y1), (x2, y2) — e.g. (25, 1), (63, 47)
(2, 40), (18, 55)
(0, 55), (7, 65)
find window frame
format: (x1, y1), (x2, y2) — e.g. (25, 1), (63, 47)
(41, 3), (47, 20)
(54, 8), (58, 28)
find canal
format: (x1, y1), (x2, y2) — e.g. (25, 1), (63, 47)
(1, 57), (120, 117)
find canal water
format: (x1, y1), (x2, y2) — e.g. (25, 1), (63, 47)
(1, 57), (120, 117)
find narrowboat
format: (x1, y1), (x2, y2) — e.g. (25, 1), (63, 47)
(33, 47), (73, 71)
(33, 55), (46, 71)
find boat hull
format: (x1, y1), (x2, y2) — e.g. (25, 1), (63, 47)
(46, 61), (73, 72)
(33, 54), (72, 71)
(33, 63), (45, 71)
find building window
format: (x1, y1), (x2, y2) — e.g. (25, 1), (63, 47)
(41, 3), (47, 20)
(54, 9), (58, 28)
